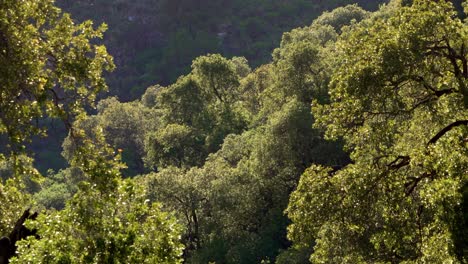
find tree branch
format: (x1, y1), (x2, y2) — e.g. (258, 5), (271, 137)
(388, 155), (410, 170)
(404, 171), (434, 196)
(427, 120), (468, 145)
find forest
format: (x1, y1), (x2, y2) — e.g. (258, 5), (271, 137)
(30, 0), (387, 176)
(0, 0), (467, 263)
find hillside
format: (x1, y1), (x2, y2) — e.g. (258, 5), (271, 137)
(57, 0), (387, 100)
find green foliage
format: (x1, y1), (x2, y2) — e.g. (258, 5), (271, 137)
(136, 5), (363, 261)
(239, 65), (274, 119)
(287, 0), (468, 262)
(0, 179), (31, 236)
(191, 55), (247, 152)
(34, 167), (84, 210)
(157, 76), (207, 126)
(181, 97), (323, 263)
(5, 0), (466, 263)
(312, 4), (369, 32)
(145, 124), (204, 169)
(0, 0), (114, 149)
(0, 155), (40, 235)
(141, 85), (162, 108)
(0, 1), (184, 262)
(144, 54), (248, 170)
(62, 98), (157, 176)
(14, 179), (184, 263)
(0, 0), (112, 236)
(192, 54), (241, 104)
(275, 246), (313, 264)
(139, 43), (347, 262)
(139, 167), (207, 255)
(97, 98), (157, 176)
(275, 41), (324, 103)
(15, 124), (184, 263)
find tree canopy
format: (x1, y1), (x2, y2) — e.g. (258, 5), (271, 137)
(1, 0), (467, 263)
(0, 1), (183, 263)
(287, 0), (468, 262)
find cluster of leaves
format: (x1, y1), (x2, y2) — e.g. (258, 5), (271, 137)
(14, 132), (183, 263)
(0, 155), (40, 235)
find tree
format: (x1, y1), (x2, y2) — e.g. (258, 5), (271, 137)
(287, 1), (468, 262)
(0, 155), (40, 236)
(192, 54), (241, 104)
(139, 167), (208, 258)
(157, 76), (207, 127)
(0, 0), (113, 237)
(97, 98), (157, 176)
(238, 65), (273, 119)
(34, 167), (84, 210)
(145, 124), (205, 169)
(0, 1), (184, 262)
(14, 124), (184, 263)
(143, 75), (209, 169)
(15, 178), (184, 263)
(311, 4), (369, 33)
(0, 0), (113, 149)
(141, 85), (163, 108)
(144, 55), (248, 170)
(62, 97), (159, 176)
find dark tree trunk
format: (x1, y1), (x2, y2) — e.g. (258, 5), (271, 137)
(0, 210), (38, 264)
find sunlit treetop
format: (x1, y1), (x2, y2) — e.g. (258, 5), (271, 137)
(0, 0), (114, 151)
(288, 0), (468, 262)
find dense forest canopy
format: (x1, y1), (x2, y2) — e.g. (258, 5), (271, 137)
(0, 0), (467, 263)
(30, 0), (389, 185)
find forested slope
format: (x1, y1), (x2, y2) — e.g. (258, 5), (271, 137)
(0, 0), (466, 263)
(56, 0), (386, 100)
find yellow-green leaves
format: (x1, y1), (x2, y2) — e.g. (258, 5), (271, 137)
(13, 180), (184, 264)
(0, 0), (114, 149)
(288, 0), (468, 262)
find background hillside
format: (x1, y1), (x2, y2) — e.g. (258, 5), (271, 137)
(57, 0), (387, 101)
